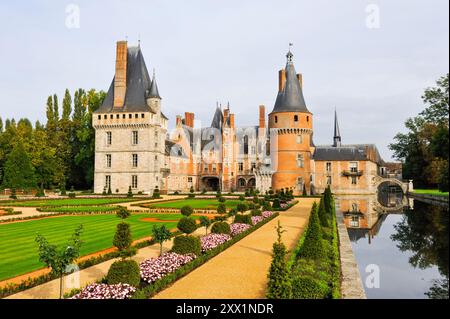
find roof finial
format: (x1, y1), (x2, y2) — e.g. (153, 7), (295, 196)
(287, 43), (294, 63)
(138, 33), (141, 47)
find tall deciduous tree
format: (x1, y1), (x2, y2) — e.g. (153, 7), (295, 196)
(1, 142), (36, 190)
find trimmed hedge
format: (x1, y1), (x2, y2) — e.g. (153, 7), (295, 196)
(291, 275), (329, 299)
(177, 217), (197, 234)
(106, 259), (141, 287)
(211, 221), (231, 235)
(132, 212), (279, 299)
(171, 235), (201, 256)
(233, 213), (252, 225)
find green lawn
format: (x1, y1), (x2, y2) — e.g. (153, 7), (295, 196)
(412, 189), (449, 196)
(38, 206), (122, 213)
(0, 198), (139, 207)
(147, 199), (245, 210)
(0, 213), (196, 281)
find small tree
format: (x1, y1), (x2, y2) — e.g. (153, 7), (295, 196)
(266, 221), (292, 299)
(177, 217), (197, 235)
(36, 225), (83, 299)
(188, 186), (195, 198)
(237, 202), (248, 214)
(199, 216), (212, 235)
(127, 186), (133, 198)
(113, 207), (133, 258)
(60, 180), (67, 196)
(298, 202), (325, 260)
(151, 225), (172, 256)
(9, 188), (17, 199)
(153, 187), (161, 199)
(107, 185), (112, 195)
(216, 189), (222, 198)
(318, 198), (329, 228)
(217, 203), (227, 214)
(180, 205), (194, 217)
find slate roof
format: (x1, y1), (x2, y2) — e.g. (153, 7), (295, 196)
(95, 46), (168, 119)
(272, 51), (310, 114)
(313, 144), (384, 165)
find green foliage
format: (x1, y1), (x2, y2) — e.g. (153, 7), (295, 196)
(113, 222), (133, 256)
(180, 205), (194, 217)
(9, 188), (17, 199)
(172, 235), (201, 256)
(1, 143), (36, 189)
(263, 201), (272, 211)
(127, 186), (133, 198)
(216, 190), (222, 198)
(251, 209), (262, 216)
(177, 217), (197, 234)
(116, 206), (130, 219)
(151, 225), (172, 256)
(218, 196), (226, 203)
(35, 224), (83, 298)
(217, 203), (227, 214)
(152, 187), (161, 199)
(318, 198), (329, 228)
(298, 202), (325, 260)
(188, 186), (195, 198)
(291, 275), (329, 299)
(239, 195), (245, 201)
(106, 259), (140, 287)
(272, 198), (281, 209)
(211, 221), (231, 235)
(234, 213), (252, 225)
(199, 216), (212, 235)
(236, 202), (248, 213)
(266, 222), (292, 299)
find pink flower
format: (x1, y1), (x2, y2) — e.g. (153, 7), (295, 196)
(251, 216), (264, 225)
(262, 211), (274, 219)
(71, 283), (136, 299)
(200, 233), (231, 252)
(230, 223), (251, 236)
(140, 252), (196, 284)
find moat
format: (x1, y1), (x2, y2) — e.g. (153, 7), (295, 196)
(337, 191), (449, 299)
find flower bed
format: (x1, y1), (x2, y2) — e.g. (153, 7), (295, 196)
(140, 252), (196, 284)
(230, 223), (251, 237)
(200, 233), (231, 252)
(251, 215), (264, 225)
(262, 211), (275, 219)
(71, 283), (136, 299)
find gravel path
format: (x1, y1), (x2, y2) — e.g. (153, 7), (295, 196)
(153, 198), (317, 299)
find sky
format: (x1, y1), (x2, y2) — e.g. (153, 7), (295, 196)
(0, 0), (448, 161)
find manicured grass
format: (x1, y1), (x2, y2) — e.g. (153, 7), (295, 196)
(147, 199), (245, 210)
(0, 213), (199, 281)
(38, 206), (122, 213)
(412, 189), (449, 196)
(0, 198), (139, 207)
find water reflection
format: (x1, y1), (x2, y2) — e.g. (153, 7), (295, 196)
(338, 193), (449, 299)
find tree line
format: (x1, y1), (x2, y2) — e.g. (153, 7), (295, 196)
(0, 89), (106, 192)
(389, 74), (449, 192)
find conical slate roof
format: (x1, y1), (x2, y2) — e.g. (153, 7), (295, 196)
(210, 107), (224, 130)
(96, 46), (153, 113)
(272, 51), (310, 113)
(148, 70), (161, 99)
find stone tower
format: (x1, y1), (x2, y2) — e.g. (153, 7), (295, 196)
(268, 50), (313, 195)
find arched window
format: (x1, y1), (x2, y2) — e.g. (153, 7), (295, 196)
(351, 203), (358, 212)
(294, 115), (298, 122)
(297, 153), (304, 168)
(306, 116), (309, 122)
(238, 178), (246, 187)
(274, 116), (278, 123)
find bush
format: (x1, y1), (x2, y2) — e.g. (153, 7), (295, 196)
(68, 192), (76, 198)
(177, 217), (197, 234)
(267, 222), (292, 299)
(188, 186), (195, 198)
(227, 208), (237, 217)
(291, 275), (329, 299)
(263, 201), (272, 211)
(248, 203), (256, 210)
(251, 209), (262, 217)
(116, 207), (130, 219)
(217, 203), (227, 214)
(234, 214), (252, 225)
(253, 196), (259, 204)
(127, 186), (133, 198)
(215, 190), (222, 198)
(298, 202), (325, 260)
(171, 235), (201, 256)
(318, 198), (329, 228)
(152, 187), (161, 199)
(236, 202), (248, 213)
(106, 260), (141, 287)
(211, 222), (231, 235)
(272, 198), (281, 209)
(180, 205), (194, 217)
(113, 222), (133, 256)
(239, 195), (245, 201)
(218, 196), (226, 203)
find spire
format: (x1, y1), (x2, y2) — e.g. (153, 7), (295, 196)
(148, 68), (161, 99)
(272, 48), (309, 113)
(333, 109), (341, 147)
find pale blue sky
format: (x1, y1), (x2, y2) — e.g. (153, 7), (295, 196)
(0, 0), (448, 160)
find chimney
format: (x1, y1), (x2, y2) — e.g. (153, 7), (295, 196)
(297, 73), (303, 88)
(229, 114), (235, 128)
(176, 115), (182, 127)
(259, 105), (266, 128)
(114, 41), (128, 107)
(184, 112), (195, 128)
(278, 69), (286, 92)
